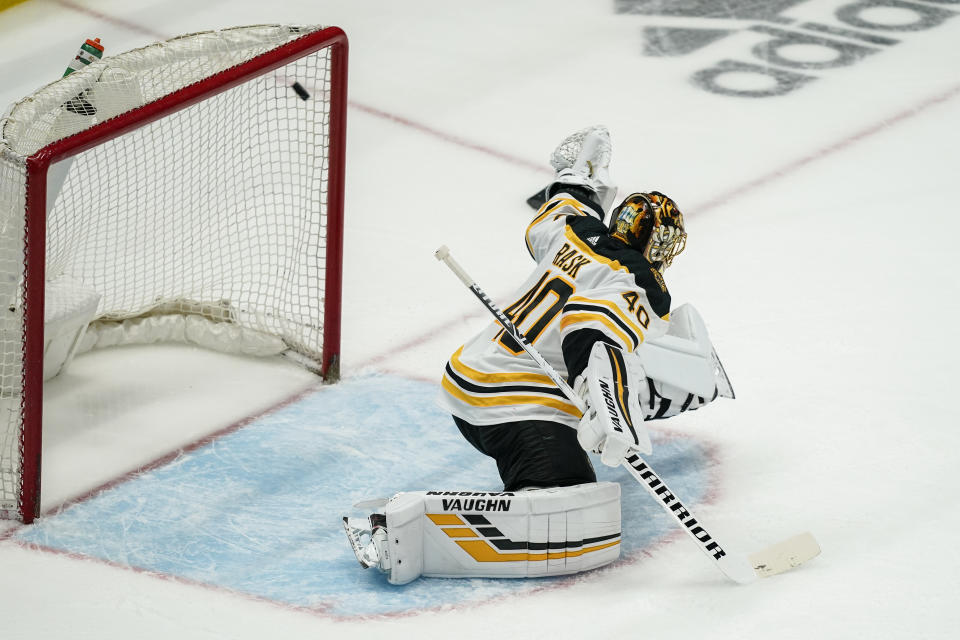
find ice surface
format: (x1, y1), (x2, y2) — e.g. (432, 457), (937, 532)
(1, 0), (959, 638)
(13, 374), (713, 617)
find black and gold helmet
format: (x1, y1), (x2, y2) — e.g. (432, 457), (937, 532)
(608, 191), (687, 270)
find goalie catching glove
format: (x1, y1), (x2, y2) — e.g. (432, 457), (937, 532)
(553, 125), (617, 212)
(527, 125), (618, 213)
(574, 342), (652, 467)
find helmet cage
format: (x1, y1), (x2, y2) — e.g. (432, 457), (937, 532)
(609, 192), (687, 269)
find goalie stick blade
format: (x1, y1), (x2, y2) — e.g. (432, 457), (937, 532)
(749, 532), (821, 578)
(719, 533), (820, 584)
(716, 553), (760, 585)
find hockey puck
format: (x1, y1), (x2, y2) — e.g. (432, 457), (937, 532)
(291, 81), (310, 101)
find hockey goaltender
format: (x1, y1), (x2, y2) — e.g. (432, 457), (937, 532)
(344, 126), (737, 585)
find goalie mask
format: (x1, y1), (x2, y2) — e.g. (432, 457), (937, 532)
(608, 192), (687, 270)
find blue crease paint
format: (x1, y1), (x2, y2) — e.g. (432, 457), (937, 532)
(16, 374), (711, 617)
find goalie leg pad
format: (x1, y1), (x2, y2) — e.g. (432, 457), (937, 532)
(377, 482), (621, 585)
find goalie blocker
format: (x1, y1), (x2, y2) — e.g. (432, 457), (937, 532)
(574, 341), (652, 468)
(343, 482), (621, 585)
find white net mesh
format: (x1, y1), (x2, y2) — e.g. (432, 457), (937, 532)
(0, 150), (26, 519)
(0, 24), (342, 520)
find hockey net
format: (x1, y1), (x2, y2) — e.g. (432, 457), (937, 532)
(0, 25), (347, 523)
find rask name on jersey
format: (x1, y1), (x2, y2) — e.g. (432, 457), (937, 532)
(552, 242), (591, 277)
(439, 189), (671, 428)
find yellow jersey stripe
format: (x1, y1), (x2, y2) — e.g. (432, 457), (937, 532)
(568, 295), (647, 341)
(559, 312), (639, 350)
(442, 376), (582, 418)
(525, 198), (587, 256)
(449, 346), (557, 386)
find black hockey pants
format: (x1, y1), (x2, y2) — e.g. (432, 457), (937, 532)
(452, 416), (596, 491)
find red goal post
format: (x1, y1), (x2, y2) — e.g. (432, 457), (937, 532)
(0, 25), (347, 523)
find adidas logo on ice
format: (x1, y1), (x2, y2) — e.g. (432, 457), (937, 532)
(617, 0), (957, 98)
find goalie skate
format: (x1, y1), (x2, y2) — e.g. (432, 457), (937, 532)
(342, 514), (390, 571)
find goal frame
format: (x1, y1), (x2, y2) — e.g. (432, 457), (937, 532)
(16, 26), (348, 524)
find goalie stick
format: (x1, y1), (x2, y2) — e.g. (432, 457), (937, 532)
(435, 245), (819, 584)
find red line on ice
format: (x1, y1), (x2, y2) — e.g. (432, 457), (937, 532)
(51, 0), (551, 176)
(5, 428), (726, 622)
(51, 0), (170, 41)
(0, 382), (321, 542)
(692, 82), (960, 214)
(348, 101), (550, 174)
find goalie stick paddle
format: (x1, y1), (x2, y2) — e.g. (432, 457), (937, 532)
(435, 245), (820, 583)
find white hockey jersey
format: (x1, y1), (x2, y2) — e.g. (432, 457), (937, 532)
(438, 191), (672, 428)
